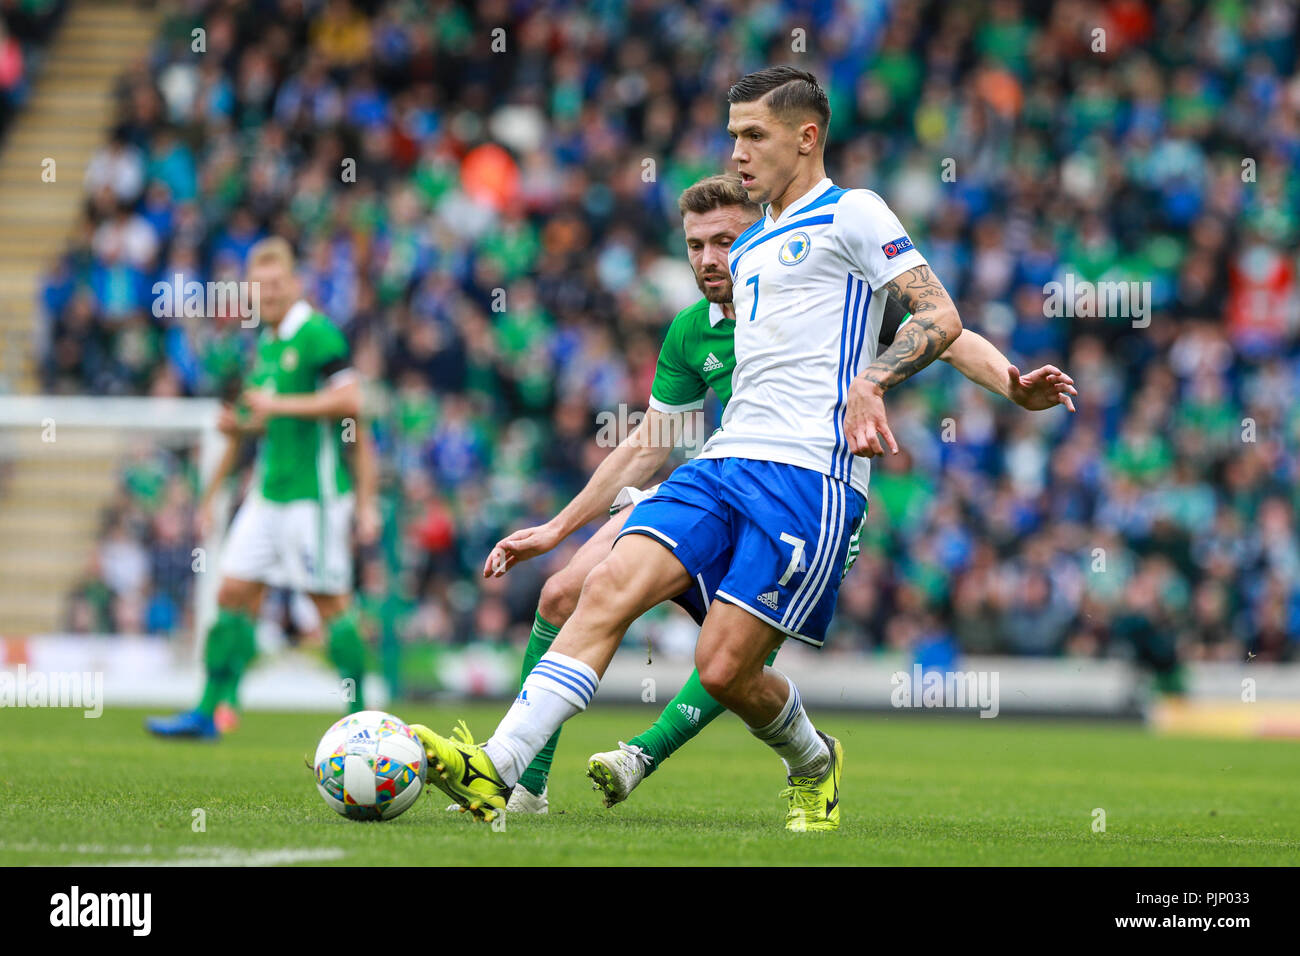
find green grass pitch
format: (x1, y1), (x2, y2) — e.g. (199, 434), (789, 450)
(3, 704), (1297, 866)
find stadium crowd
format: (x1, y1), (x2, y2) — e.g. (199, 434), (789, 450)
(0, 0), (66, 135)
(42, 0), (1300, 678)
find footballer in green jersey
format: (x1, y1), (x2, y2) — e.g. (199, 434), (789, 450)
(146, 237), (378, 740)
(472, 174), (1077, 812)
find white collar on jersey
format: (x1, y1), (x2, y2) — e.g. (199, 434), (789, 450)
(763, 176), (834, 225)
(708, 301), (727, 326)
(276, 299), (313, 340)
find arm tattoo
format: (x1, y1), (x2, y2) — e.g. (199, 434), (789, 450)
(861, 265), (955, 391)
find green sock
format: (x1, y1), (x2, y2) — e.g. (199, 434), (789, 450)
(196, 611), (233, 717)
(517, 612), (561, 796)
(219, 609), (257, 710)
(197, 608), (256, 716)
(629, 649), (779, 777)
(327, 608), (367, 713)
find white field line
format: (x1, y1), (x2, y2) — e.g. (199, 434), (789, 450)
(0, 841), (344, 866)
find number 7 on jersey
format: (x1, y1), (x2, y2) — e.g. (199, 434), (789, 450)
(778, 532), (806, 585)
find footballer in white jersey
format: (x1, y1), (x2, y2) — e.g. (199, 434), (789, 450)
(615, 93), (961, 648)
(701, 179), (927, 499)
(415, 68), (974, 833)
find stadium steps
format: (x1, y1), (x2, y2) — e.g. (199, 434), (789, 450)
(0, 0), (158, 394)
(0, 0), (159, 634)
(0, 428), (127, 633)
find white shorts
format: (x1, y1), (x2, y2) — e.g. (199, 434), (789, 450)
(221, 494), (354, 595)
(610, 483), (662, 514)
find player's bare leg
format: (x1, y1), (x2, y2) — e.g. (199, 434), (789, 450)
(483, 532), (692, 780)
(694, 602), (787, 725)
(547, 532), (692, 673)
(696, 602), (843, 832)
(217, 576), (267, 615)
(414, 533), (690, 820)
(537, 508), (630, 625)
(502, 508), (632, 809)
(584, 613), (775, 806)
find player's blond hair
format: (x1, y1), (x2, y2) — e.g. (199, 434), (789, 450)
(246, 236), (296, 273)
(677, 173), (762, 218)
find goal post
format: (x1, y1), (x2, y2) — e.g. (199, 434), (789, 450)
(0, 395), (228, 648)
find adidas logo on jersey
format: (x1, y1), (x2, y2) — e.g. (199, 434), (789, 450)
(677, 703), (702, 726)
(702, 352), (725, 372)
(758, 590), (780, 610)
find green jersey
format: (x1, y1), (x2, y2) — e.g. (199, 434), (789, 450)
(248, 301), (353, 503)
(649, 299), (737, 412)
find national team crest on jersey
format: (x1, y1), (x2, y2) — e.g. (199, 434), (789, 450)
(881, 235), (914, 259)
(778, 231), (811, 265)
(280, 347), (299, 371)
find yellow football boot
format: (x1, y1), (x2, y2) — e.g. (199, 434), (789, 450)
(409, 720), (510, 823)
(781, 731), (842, 832)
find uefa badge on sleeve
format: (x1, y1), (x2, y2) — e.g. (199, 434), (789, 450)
(881, 235), (914, 259)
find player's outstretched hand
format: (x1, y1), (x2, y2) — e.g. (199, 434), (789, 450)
(844, 377), (899, 458)
(1006, 364), (1077, 412)
(483, 523), (563, 578)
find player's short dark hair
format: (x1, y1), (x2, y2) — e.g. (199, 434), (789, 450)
(727, 66), (831, 148)
(677, 173), (762, 219)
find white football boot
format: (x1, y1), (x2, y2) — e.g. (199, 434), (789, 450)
(587, 742), (653, 808)
(505, 784), (549, 814)
(445, 784), (548, 814)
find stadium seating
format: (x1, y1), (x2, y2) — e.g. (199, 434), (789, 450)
(13, 0), (1298, 676)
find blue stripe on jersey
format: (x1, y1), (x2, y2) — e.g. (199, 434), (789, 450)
(837, 280), (857, 481)
(830, 277), (873, 483)
(727, 185), (840, 275)
(798, 184), (846, 215)
(829, 275), (852, 469)
(728, 213), (837, 278)
(830, 275), (861, 480)
(732, 216), (766, 252)
(728, 220), (765, 273)
(844, 282), (872, 481)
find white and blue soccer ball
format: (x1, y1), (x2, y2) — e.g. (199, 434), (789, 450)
(314, 710), (427, 821)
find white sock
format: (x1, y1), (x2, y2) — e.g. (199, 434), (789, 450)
(747, 672), (829, 779)
(483, 651), (599, 787)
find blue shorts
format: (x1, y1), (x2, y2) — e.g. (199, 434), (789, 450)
(668, 557), (723, 626)
(617, 457), (866, 647)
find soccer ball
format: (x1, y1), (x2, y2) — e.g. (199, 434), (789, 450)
(313, 710), (427, 821)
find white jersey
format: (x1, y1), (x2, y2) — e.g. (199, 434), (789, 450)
(698, 177), (928, 498)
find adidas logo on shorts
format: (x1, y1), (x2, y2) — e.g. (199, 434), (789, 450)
(702, 352), (725, 372)
(758, 590), (780, 610)
(677, 703), (702, 726)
